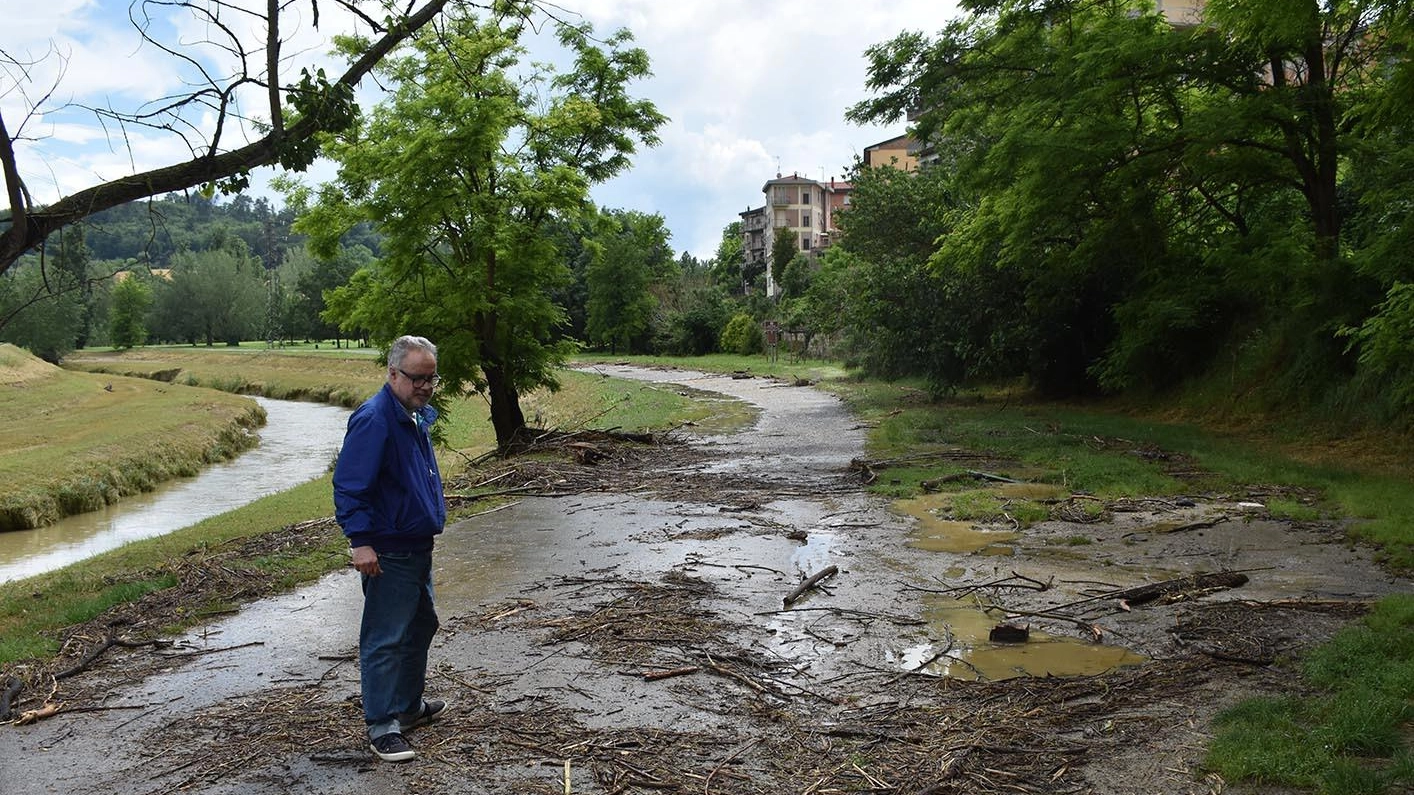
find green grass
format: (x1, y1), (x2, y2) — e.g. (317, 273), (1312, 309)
(1206, 594), (1414, 795)
(0, 476), (339, 664)
(0, 344), (266, 531)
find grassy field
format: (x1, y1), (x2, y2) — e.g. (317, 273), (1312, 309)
(0, 344), (266, 531)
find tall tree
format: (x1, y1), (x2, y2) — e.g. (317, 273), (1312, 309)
(305, 3), (665, 449)
(108, 276), (152, 350)
(152, 246), (268, 346)
(585, 210), (672, 354)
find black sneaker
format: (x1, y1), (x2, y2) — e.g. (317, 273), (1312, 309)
(370, 732), (415, 762)
(402, 699), (448, 731)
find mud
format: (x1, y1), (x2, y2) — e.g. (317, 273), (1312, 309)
(1, 365), (1407, 794)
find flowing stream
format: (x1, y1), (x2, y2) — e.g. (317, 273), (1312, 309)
(0, 397), (351, 584)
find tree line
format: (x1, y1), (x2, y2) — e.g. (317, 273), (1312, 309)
(774, 0), (1414, 430)
(11, 0), (1405, 450)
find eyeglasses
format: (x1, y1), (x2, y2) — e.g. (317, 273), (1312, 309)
(396, 367), (442, 388)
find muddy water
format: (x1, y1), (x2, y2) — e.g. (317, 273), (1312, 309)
(0, 397), (350, 584)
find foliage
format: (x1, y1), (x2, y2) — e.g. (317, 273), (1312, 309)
(839, 0), (1414, 410)
(719, 312), (763, 355)
(770, 230), (797, 293)
(304, 3), (665, 449)
(108, 275), (153, 350)
(150, 244), (268, 346)
(712, 220), (746, 292)
(585, 210), (672, 353)
(0, 259), (84, 362)
(650, 279), (731, 356)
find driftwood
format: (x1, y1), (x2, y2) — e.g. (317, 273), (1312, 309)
(1109, 571), (1248, 606)
(922, 470), (1022, 490)
(783, 565), (839, 607)
(641, 666), (699, 682)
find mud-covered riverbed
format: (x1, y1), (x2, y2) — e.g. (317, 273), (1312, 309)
(1, 365), (1407, 795)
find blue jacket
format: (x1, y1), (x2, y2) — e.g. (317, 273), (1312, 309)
(333, 383), (446, 553)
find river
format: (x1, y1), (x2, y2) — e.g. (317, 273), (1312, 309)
(0, 397), (351, 584)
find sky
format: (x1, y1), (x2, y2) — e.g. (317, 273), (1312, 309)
(2, 0), (963, 260)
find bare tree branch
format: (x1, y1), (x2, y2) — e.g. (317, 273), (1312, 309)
(0, 0), (456, 273)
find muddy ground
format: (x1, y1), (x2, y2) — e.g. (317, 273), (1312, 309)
(1, 365), (1408, 794)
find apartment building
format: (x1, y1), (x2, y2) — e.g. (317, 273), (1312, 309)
(744, 173), (854, 296)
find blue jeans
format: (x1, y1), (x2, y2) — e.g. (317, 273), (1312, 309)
(360, 550), (439, 739)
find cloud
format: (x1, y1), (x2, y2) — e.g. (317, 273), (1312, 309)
(4, 0), (964, 260)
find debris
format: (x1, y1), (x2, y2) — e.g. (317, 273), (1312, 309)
(989, 623), (1030, 643)
(783, 565), (840, 607)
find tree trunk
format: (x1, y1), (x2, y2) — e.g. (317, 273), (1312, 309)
(483, 361), (526, 451)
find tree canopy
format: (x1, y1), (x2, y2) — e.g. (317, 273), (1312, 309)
(301, 2), (665, 448)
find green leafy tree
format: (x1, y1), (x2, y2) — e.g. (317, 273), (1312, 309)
(847, 0), (1414, 399)
(711, 221), (745, 292)
(0, 259), (84, 362)
(585, 210), (671, 353)
(720, 312), (763, 355)
(152, 246), (267, 345)
(769, 232), (797, 296)
(108, 275), (152, 350)
(305, 4), (665, 449)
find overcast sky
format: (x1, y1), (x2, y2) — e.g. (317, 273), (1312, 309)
(3, 0), (963, 260)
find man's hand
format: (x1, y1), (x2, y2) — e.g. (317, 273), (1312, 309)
(351, 545), (381, 577)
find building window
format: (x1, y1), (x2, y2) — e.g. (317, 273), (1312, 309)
(800, 211), (810, 228)
(801, 189), (811, 204)
(801, 235), (812, 250)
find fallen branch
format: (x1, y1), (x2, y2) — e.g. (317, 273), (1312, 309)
(783, 565), (840, 607)
(642, 666), (699, 682)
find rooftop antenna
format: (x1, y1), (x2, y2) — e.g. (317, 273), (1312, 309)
(774, 155), (781, 178)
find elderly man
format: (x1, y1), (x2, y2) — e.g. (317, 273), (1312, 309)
(333, 335), (449, 762)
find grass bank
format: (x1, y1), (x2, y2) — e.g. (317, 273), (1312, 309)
(0, 344), (265, 531)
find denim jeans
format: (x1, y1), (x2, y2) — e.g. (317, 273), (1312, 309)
(360, 550), (439, 739)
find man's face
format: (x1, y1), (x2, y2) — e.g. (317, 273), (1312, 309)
(389, 349), (438, 411)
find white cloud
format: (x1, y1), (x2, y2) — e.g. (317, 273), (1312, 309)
(4, 0), (964, 259)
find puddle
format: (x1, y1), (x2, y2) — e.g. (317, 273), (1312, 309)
(993, 482), (1068, 501)
(895, 494), (1019, 554)
(896, 595), (1147, 681)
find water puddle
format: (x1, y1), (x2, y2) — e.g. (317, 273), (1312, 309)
(895, 595), (1146, 681)
(895, 494), (1019, 554)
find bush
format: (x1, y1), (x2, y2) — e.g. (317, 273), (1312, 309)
(719, 312), (763, 355)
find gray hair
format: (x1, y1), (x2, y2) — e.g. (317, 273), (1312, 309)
(388, 335), (437, 368)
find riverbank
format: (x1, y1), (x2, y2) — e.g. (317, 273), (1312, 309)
(0, 345), (265, 532)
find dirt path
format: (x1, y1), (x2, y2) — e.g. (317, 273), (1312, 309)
(1, 365), (1407, 794)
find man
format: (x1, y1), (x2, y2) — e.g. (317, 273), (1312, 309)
(333, 335), (449, 762)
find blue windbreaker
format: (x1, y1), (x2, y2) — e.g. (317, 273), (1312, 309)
(333, 383), (446, 552)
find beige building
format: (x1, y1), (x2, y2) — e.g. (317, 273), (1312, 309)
(748, 173), (853, 296)
(1155, 0), (1205, 27)
(862, 134), (921, 172)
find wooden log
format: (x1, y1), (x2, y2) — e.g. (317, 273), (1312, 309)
(1110, 571), (1249, 607)
(988, 623), (1030, 643)
(783, 565), (839, 607)
(641, 666), (699, 682)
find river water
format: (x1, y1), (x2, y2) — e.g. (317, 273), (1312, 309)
(0, 397), (351, 584)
